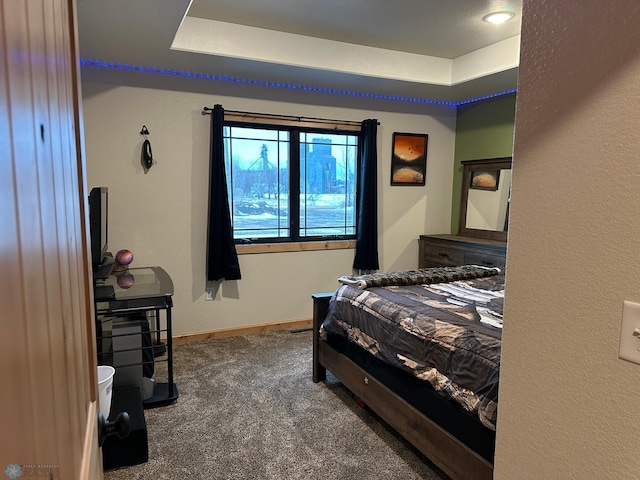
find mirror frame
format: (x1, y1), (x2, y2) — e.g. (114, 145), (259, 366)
(459, 157), (512, 242)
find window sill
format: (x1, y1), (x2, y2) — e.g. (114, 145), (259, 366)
(236, 240), (356, 255)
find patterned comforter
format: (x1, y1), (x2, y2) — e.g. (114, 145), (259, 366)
(321, 267), (504, 430)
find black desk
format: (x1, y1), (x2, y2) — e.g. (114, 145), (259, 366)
(95, 266), (178, 407)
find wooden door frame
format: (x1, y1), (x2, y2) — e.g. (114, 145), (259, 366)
(0, 0), (102, 478)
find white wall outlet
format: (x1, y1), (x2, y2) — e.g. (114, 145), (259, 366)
(619, 301), (640, 364)
(205, 290), (213, 301)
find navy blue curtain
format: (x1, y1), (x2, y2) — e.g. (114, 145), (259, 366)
(353, 119), (379, 272)
(206, 104), (241, 281)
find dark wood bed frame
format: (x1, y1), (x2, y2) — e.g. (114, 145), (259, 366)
(312, 292), (494, 480)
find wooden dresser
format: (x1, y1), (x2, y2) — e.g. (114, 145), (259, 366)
(419, 234), (507, 269)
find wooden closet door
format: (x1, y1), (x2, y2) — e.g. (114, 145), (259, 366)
(0, 0), (102, 478)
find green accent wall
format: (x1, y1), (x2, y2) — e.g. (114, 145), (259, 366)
(451, 93), (517, 233)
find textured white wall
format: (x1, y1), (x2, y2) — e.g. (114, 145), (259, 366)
(81, 77), (456, 335)
(495, 1), (640, 478)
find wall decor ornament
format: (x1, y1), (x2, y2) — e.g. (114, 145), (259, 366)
(390, 132), (428, 186)
(140, 125), (154, 170)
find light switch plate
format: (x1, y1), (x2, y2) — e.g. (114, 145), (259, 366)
(619, 301), (640, 364)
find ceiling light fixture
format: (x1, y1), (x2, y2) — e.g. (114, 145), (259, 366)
(483, 11), (515, 25)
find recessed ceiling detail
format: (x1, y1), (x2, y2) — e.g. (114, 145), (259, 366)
(76, 0), (522, 105)
(171, 17), (520, 87)
(80, 58), (517, 106)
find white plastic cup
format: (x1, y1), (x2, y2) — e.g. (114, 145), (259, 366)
(97, 365), (115, 419)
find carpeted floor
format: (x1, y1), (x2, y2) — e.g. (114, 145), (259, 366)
(104, 330), (449, 479)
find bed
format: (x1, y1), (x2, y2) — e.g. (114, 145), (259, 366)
(312, 265), (505, 480)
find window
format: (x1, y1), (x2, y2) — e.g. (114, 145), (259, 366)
(223, 122), (360, 243)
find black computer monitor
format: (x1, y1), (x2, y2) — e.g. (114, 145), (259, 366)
(88, 187), (113, 279)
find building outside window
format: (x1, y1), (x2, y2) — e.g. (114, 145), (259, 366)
(223, 123), (360, 243)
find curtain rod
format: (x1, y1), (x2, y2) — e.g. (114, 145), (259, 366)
(201, 107), (379, 128)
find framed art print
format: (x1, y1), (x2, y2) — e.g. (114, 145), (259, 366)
(390, 132), (428, 186)
(470, 169), (501, 191)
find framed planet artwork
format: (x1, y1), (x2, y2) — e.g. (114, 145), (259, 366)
(390, 132), (428, 186)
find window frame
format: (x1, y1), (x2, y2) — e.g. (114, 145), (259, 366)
(224, 119), (362, 245)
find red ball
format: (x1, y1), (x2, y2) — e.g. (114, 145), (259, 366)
(115, 249), (134, 266)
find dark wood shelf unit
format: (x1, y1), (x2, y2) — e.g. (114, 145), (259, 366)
(419, 234), (506, 269)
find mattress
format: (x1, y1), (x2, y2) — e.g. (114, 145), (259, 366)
(321, 267), (504, 430)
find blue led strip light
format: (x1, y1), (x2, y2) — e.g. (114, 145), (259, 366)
(80, 59), (516, 106)
(456, 88), (517, 105)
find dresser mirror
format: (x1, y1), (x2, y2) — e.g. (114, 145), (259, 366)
(459, 157), (512, 242)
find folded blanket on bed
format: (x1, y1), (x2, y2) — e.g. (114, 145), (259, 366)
(338, 265), (500, 289)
